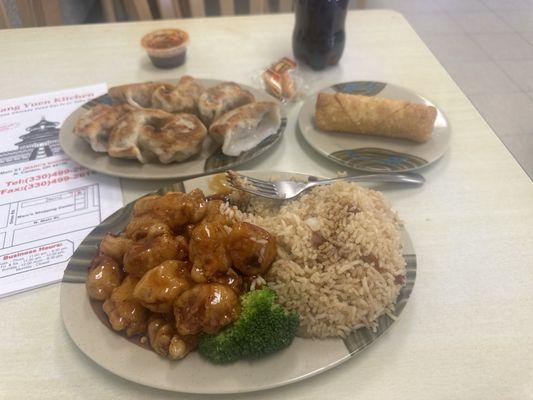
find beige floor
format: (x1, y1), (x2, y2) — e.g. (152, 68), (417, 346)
(354, 0), (533, 180)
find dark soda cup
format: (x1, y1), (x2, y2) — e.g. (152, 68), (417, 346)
(292, 0), (348, 70)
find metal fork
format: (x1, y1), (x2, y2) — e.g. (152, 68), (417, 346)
(225, 170), (425, 200)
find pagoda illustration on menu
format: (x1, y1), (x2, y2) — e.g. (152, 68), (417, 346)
(0, 116), (63, 166)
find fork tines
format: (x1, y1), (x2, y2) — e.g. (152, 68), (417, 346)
(225, 170), (279, 198)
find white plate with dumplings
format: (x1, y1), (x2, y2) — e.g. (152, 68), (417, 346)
(59, 78), (286, 180)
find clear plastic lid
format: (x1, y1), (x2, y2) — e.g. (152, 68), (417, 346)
(141, 28), (189, 57)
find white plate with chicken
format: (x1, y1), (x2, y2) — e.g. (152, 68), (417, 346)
(59, 77), (286, 180)
(60, 170), (416, 394)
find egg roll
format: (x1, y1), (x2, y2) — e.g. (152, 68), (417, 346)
(315, 92), (437, 143)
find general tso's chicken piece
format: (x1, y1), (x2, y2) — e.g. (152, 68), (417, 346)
(143, 191), (206, 228)
(103, 276), (149, 337)
(185, 189), (208, 223)
(183, 224), (195, 240)
(203, 199), (223, 221)
(174, 283), (240, 336)
(133, 260), (193, 313)
(185, 197), (232, 238)
(124, 190), (207, 239)
(211, 268), (243, 295)
(169, 334), (198, 360)
(147, 315), (174, 357)
(226, 222), (277, 276)
(132, 194), (161, 215)
(86, 254), (124, 301)
(124, 215), (172, 241)
(147, 315), (198, 360)
(202, 200), (231, 225)
(99, 234), (132, 264)
(189, 222), (231, 283)
(123, 234), (188, 278)
(146, 222), (173, 237)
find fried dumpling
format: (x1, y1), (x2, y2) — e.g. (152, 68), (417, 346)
(73, 103), (134, 152)
(176, 76), (205, 101)
(208, 101), (281, 156)
(151, 75), (205, 114)
(138, 113), (207, 163)
(107, 109), (160, 162)
(198, 82), (255, 126)
(108, 109), (207, 163)
(109, 82), (173, 108)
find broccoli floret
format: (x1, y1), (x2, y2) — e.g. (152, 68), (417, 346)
(198, 287), (299, 364)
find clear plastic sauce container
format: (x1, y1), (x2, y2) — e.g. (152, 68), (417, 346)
(141, 29), (189, 69)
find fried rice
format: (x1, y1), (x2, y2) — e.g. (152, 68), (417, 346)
(222, 181), (406, 339)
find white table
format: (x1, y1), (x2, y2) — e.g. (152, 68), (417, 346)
(0, 10), (532, 400)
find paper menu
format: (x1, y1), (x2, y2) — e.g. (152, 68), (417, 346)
(0, 85), (123, 298)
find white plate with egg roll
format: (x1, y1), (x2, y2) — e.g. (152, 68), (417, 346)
(59, 79), (286, 180)
(298, 81), (451, 172)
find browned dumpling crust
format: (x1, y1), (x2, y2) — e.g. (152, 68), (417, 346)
(108, 82), (171, 108)
(108, 109), (207, 164)
(198, 82), (255, 126)
(151, 75), (205, 114)
(208, 101), (281, 156)
(75, 78), (281, 165)
(74, 103), (134, 152)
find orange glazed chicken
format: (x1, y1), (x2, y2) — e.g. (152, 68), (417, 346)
(133, 260), (193, 313)
(189, 221), (232, 283)
(86, 254), (123, 301)
(173, 283), (241, 336)
(102, 276), (150, 337)
(86, 188), (278, 361)
(123, 232), (188, 277)
(227, 222), (277, 276)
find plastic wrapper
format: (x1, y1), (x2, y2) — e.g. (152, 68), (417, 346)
(255, 57), (305, 103)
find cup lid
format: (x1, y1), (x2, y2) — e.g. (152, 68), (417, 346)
(141, 28), (189, 51)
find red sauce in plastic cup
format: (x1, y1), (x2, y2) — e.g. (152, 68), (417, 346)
(141, 29), (189, 69)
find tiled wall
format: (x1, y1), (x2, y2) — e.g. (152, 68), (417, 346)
(354, 0), (533, 179)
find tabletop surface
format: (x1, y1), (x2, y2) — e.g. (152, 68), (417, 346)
(1, 10), (532, 400)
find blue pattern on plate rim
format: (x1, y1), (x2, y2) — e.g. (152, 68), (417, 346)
(329, 148), (428, 172)
(332, 81), (387, 96)
(343, 254), (416, 354)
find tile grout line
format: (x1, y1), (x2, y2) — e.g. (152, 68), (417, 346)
(406, 2), (532, 180)
(363, 1), (533, 180)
